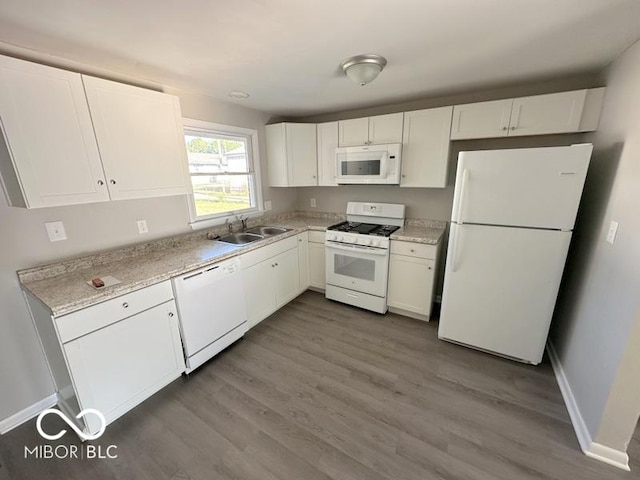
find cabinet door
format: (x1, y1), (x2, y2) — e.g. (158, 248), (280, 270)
(369, 113), (404, 144)
(82, 76), (190, 200)
(308, 241), (326, 289)
(265, 123), (288, 186)
(297, 232), (310, 291)
(388, 254), (435, 318)
(401, 106), (453, 188)
(274, 247), (300, 307)
(508, 90), (587, 137)
(450, 99), (513, 140)
(242, 259), (276, 328)
(338, 118), (369, 146)
(0, 56), (109, 208)
(317, 121), (338, 186)
(285, 123), (317, 186)
(63, 300), (185, 434)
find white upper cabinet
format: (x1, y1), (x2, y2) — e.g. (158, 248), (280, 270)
(0, 56), (109, 208)
(0, 54), (191, 208)
(401, 106), (453, 188)
(450, 99), (513, 140)
(316, 121), (338, 186)
(266, 123), (317, 187)
(338, 117), (369, 146)
(338, 113), (403, 146)
(369, 113), (404, 144)
(508, 90), (586, 136)
(450, 89), (605, 140)
(82, 76), (190, 200)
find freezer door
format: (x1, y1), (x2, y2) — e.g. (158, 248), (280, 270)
(451, 144), (592, 230)
(438, 223), (571, 364)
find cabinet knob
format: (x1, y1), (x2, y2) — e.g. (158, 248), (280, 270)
(410, 249), (415, 252)
(402, 174), (406, 178)
(501, 126), (508, 131)
(510, 126), (516, 130)
(97, 180), (104, 186)
(428, 266), (432, 270)
(168, 312), (174, 317)
(275, 263), (279, 267)
(110, 179), (117, 185)
(122, 302), (129, 308)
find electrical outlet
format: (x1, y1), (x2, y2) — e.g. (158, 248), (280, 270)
(606, 220), (619, 244)
(137, 220), (149, 234)
(264, 200), (272, 211)
(310, 198), (317, 208)
(45, 221), (67, 242)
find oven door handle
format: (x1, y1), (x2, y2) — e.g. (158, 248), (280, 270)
(326, 242), (389, 256)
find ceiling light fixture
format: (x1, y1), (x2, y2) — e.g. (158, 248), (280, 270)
(228, 91), (250, 99)
(340, 54), (387, 86)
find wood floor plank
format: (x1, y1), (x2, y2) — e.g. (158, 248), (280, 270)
(0, 290), (636, 480)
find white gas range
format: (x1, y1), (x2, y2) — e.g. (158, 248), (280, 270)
(325, 202), (405, 313)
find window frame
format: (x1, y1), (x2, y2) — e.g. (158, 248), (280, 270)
(182, 118), (263, 230)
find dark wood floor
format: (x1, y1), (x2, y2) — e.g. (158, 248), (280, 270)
(1, 291), (638, 479)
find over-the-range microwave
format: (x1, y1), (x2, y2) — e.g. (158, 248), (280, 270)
(336, 143), (402, 185)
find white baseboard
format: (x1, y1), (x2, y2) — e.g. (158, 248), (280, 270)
(0, 393), (58, 435)
(546, 342), (630, 471)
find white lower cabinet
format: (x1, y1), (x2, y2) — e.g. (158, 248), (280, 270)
(308, 230), (326, 290)
(388, 241), (440, 321)
(240, 236), (300, 328)
(27, 281), (185, 436)
(63, 300), (184, 433)
(297, 232), (310, 290)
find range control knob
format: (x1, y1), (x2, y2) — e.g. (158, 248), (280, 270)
(348, 237), (356, 243)
(338, 236), (344, 242)
(372, 239), (380, 247)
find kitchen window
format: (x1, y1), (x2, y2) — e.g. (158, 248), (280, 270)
(183, 119), (262, 228)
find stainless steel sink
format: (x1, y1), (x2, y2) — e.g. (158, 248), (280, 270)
(245, 226), (290, 236)
(217, 232), (264, 245)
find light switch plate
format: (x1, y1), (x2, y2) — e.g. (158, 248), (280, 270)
(606, 220), (619, 244)
(45, 221), (67, 242)
(264, 200), (272, 211)
(310, 198), (317, 208)
(137, 220), (149, 234)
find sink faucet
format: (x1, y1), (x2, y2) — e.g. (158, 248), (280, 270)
(236, 215), (248, 231)
(225, 218), (233, 234)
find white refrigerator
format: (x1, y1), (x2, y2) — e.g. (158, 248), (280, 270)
(438, 144), (593, 364)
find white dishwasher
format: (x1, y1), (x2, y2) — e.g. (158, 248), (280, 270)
(172, 257), (247, 373)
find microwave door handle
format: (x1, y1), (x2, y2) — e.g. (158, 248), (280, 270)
(326, 242), (388, 256)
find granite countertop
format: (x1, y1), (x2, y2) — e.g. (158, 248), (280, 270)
(18, 212), (446, 317)
(391, 225), (446, 245)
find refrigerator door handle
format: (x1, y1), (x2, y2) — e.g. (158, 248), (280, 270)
(450, 225), (464, 273)
(454, 168), (470, 223)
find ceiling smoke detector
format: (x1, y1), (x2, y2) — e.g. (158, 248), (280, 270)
(340, 54), (387, 86)
(228, 91), (250, 99)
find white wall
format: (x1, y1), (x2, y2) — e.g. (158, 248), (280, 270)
(551, 39), (640, 453)
(0, 81), (296, 425)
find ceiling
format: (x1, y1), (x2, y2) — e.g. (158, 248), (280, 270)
(0, 0), (639, 117)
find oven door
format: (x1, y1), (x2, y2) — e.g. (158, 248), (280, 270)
(325, 241), (389, 297)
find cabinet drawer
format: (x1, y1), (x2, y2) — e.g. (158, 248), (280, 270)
(390, 241), (437, 259)
(55, 281), (174, 343)
(308, 230), (326, 243)
(239, 235), (297, 270)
